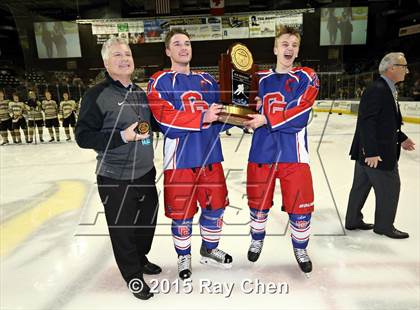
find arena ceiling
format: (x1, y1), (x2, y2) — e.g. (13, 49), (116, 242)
(0, 0), (418, 44)
(0, 0), (413, 18)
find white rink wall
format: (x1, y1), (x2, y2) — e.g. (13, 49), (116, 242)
(314, 100), (420, 124)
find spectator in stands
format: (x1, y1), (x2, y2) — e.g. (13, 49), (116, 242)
(397, 82), (406, 98)
(412, 78), (420, 100)
(72, 75), (85, 88)
(338, 87), (344, 99)
(251, 15), (259, 26)
(355, 87), (363, 99)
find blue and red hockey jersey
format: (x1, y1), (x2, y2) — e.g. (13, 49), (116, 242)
(147, 70), (228, 170)
(249, 67), (319, 164)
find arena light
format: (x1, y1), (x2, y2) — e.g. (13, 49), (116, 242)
(399, 23), (420, 36)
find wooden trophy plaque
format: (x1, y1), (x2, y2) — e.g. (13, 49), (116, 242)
(218, 43), (258, 126)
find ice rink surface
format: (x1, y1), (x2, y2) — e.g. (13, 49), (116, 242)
(1, 112), (419, 310)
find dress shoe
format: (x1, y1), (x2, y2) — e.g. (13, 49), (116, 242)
(142, 261), (162, 275)
(133, 290), (153, 300)
(128, 278), (154, 300)
(374, 228), (409, 239)
(345, 222), (374, 230)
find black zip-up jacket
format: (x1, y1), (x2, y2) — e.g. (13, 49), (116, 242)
(76, 73), (154, 180)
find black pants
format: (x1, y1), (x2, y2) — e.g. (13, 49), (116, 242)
(345, 161), (400, 233)
(97, 167), (159, 283)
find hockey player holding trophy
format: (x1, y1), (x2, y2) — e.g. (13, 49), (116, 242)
(244, 25), (319, 275)
(147, 29), (233, 280)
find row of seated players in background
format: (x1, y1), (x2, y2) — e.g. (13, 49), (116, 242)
(0, 89), (80, 145)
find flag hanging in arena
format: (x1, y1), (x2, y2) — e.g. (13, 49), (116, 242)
(210, 0), (224, 16)
(156, 0), (170, 15)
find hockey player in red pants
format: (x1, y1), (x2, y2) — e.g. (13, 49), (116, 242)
(244, 25), (319, 274)
(147, 29), (232, 280)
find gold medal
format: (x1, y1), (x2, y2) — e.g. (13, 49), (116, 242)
(137, 121), (150, 134)
(230, 43), (253, 72)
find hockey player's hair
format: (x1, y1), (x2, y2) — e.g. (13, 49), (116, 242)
(101, 36), (130, 61)
(275, 24), (301, 44)
(379, 52), (405, 74)
(164, 28), (191, 48)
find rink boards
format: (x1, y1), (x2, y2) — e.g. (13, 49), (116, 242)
(314, 100), (420, 124)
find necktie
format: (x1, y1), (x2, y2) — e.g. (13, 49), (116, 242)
(395, 91), (403, 119)
(393, 90), (399, 112)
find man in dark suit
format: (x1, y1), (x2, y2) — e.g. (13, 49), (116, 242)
(345, 52), (415, 239)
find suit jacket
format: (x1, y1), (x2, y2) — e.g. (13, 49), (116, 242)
(350, 77), (408, 170)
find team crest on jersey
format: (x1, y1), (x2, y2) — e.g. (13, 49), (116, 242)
(178, 226), (190, 236)
(285, 78), (295, 93)
(200, 79), (209, 93)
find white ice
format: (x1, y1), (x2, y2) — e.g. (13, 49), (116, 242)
(1, 112), (419, 310)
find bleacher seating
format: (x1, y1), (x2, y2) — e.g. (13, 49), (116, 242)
(0, 70), (20, 87)
(24, 71), (47, 84)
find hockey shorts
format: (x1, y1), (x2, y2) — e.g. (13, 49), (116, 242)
(163, 162), (229, 220)
(45, 118), (59, 128)
(247, 162), (314, 214)
(0, 118), (13, 131)
(62, 113), (76, 127)
(27, 119), (44, 127)
(12, 117), (27, 130)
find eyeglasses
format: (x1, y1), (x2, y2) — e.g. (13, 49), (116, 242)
(393, 64), (409, 73)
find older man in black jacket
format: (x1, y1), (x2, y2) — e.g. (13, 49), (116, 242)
(345, 52), (415, 239)
(76, 37), (160, 300)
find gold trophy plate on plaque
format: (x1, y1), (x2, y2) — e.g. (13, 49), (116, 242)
(231, 43), (253, 72)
